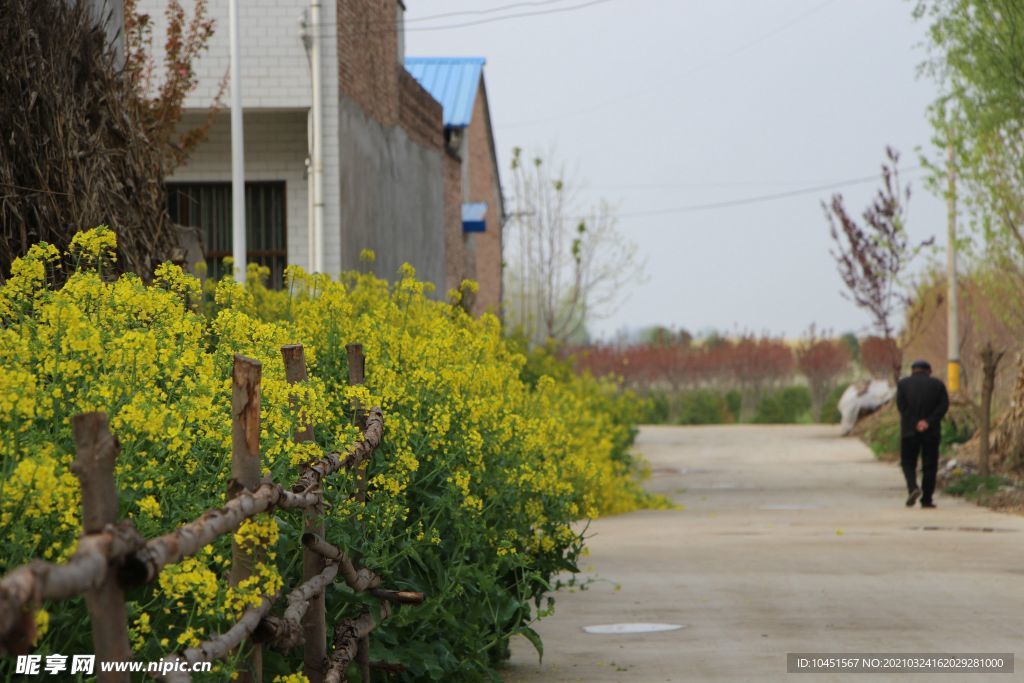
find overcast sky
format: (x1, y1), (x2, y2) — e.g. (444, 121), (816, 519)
(405, 0), (946, 341)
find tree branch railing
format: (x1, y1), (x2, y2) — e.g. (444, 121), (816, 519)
(0, 344), (418, 683)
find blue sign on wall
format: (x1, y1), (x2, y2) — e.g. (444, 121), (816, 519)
(462, 202), (487, 233)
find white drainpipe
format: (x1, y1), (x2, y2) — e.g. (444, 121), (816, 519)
(305, 109), (314, 272)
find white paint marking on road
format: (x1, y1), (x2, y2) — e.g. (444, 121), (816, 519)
(582, 623), (686, 634)
(759, 503), (820, 510)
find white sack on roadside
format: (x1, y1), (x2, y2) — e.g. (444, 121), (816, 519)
(838, 379), (894, 436)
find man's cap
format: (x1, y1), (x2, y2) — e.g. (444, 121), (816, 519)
(911, 359), (932, 371)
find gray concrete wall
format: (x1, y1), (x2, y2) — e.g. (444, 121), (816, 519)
(337, 97), (446, 293)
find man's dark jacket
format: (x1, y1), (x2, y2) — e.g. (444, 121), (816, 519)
(895, 372), (949, 438)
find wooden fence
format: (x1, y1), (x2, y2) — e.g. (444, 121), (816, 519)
(0, 344), (422, 683)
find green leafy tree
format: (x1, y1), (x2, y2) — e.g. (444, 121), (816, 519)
(914, 0), (1024, 327)
(914, 0), (1024, 465)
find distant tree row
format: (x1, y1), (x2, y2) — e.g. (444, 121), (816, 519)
(571, 330), (899, 423)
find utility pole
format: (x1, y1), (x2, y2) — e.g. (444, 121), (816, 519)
(946, 140), (960, 393)
(229, 0), (247, 282)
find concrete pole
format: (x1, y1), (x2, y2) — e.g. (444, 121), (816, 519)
(946, 141), (960, 393)
(311, 0), (325, 274)
(229, 0), (247, 282)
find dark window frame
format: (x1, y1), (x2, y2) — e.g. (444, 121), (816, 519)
(166, 181), (288, 289)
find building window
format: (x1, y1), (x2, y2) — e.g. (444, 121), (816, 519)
(167, 181), (287, 288)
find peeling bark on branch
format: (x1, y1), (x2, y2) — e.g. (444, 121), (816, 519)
(255, 563), (339, 651)
(120, 410), (380, 588)
(324, 607), (391, 683)
(301, 534), (380, 593)
(0, 399), (389, 679)
(121, 483), (282, 587)
(156, 593), (279, 682)
(368, 589), (425, 606)
(0, 523), (143, 652)
(292, 408), (383, 495)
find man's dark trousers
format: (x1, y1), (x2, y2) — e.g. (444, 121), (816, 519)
(901, 432), (940, 504)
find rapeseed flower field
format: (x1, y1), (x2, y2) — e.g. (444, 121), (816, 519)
(0, 228), (661, 681)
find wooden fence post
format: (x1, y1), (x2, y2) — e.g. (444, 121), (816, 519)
(71, 412), (132, 683)
(344, 344), (372, 683)
(231, 355), (263, 683)
(282, 344), (326, 683)
(345, 344), (367, 433)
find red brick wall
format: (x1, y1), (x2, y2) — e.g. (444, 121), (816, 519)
(398, 69), (443, 151)
(337, 0), (442, 151)
(466, 82), (504, 316)
(444, 150), (466, 295)
(337, 0), (398, 126)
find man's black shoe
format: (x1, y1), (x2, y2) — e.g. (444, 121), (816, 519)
(906, 488), (922, 507)
(921, 501), (937, 509)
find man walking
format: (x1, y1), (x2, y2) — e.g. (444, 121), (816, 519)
(896, 359), (949, 508)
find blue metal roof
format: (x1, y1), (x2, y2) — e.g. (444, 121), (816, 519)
(404, 57), (485, 128)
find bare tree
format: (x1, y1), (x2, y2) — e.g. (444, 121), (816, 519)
(823, 147), (932, 384)
(505, 147), (644, 345)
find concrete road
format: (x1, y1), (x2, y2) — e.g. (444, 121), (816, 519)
(501, 425), (1024, 682)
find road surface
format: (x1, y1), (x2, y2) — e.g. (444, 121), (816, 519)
(501, 424), (1024, 682)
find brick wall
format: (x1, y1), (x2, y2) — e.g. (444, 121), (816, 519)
(337, 0), (442, 151)
(335, 0), (448, 292)
(443, 150), (466, 295)
(398, 70), (444, 151)
(337, 0), (398, 126)
(466, 83), (504, 316)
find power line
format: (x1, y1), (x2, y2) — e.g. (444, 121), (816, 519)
(562, 167), (923, 220)
(502, 0), (838, 129)
(311, 0), (614, 34)
(406, 0), (614, 31)
(588, 177), (864, 191)
(406, 0), (579, 24)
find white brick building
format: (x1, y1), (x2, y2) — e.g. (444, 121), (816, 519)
(139, 0), (340, 283)
(140, 0), (500, 300)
